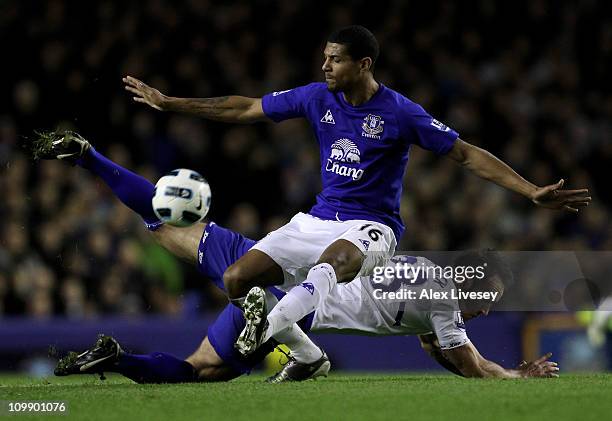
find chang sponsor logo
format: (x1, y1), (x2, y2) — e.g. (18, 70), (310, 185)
(325, 138), (364, 180)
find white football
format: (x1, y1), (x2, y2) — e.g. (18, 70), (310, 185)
(152, 169), (212, 227)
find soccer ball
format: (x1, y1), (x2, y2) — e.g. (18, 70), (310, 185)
(152, 169), (212, 227)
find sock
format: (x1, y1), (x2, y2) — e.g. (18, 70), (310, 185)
(274, 325), (323, 364)
(76, 148), (162, 230)
(115, 352), (197, 384)
(264, 263), (336, 341)
(262, 289), (322, 363)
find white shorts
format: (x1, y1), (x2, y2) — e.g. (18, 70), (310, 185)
(251, 212), (397, 289)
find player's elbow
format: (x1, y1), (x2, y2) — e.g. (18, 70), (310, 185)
(240, 98), (266, 123)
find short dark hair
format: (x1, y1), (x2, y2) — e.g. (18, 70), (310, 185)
(327, 25), (380, 70)
(453, 249), (514, 287)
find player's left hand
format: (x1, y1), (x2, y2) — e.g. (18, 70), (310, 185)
(531, 179), (591, 213)
(517, 352), (560, 378)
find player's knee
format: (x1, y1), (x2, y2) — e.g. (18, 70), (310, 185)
(223, 264), (248, 299)
(318, 247), (364, 281)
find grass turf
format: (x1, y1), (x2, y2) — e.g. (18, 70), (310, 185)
(1, 373), (610, 421)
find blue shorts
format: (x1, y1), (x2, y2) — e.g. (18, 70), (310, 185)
(207, 304), (278, 375)
(197, 222), (257, 291)
(207, 303), (315, 375)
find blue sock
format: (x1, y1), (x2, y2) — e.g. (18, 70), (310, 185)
(114, 352), (197, 384)
(76, 148), (162, 230)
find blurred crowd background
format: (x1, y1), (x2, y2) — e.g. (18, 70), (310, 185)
(0, 0), (610, 320)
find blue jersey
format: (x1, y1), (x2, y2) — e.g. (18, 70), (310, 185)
(262, 83), (459, 240)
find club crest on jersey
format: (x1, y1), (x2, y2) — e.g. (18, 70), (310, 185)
(359, 239), (371, 250)
(325, 138), (364, 180)
(361, 114), (384, 139)
(320, 109), (336, 124)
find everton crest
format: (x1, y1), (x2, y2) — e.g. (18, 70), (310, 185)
(361, 114), (384, 139)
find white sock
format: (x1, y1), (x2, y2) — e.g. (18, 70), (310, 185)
(264, 263), (336, 341)
(273, 325), (323, 363)
(261, 288), (322, 363)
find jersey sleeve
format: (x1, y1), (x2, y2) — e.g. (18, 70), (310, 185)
(429, 308), (470, 350)
(397, 99), (459, 155)
(261, 84), (315, 122)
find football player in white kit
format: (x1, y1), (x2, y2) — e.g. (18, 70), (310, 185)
(272, 251), (558, 380)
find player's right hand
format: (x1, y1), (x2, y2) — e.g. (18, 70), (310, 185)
(517, 352), (560, 378)
(123, 76), (167, 111)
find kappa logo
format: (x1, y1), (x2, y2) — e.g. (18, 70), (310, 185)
(362, 114), (384, 139)
(321, 109), (336, 124)
(198, 251), (203, 264)
(326, 138), (364, 180)
(430, 118), (451, 132)
(301, 282), (315, 295)
(359, 239), (371, 250)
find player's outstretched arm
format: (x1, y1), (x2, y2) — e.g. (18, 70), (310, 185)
(418, 334), (464, 377)
(442, 342), (559, 379)
(446, 138), (591, 213)
(123, 76), (267, 123)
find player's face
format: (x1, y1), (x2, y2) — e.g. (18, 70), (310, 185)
(460, 275), (504, 321)
(461, 305), (491, 321)
(321, 43), (362, 92)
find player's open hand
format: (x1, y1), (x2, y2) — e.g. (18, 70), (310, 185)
(123, 76), (167, 111)
(518, 352), (559, 378)
(531, 179), (591, 213)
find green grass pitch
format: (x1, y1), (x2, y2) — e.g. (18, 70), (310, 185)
(1, 373), (611, 420)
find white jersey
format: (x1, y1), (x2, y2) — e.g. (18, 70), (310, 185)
(311, 255), (470, 350)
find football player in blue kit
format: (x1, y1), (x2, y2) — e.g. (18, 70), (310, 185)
(31, 131), (558, 382)
(124, 25), (591, 358)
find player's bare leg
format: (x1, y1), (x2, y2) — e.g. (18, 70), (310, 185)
(186, 337), (242, 382)
(222, 249), (285, 299)
(316, 239), (364, 282)
(151, 223), (205, 265)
